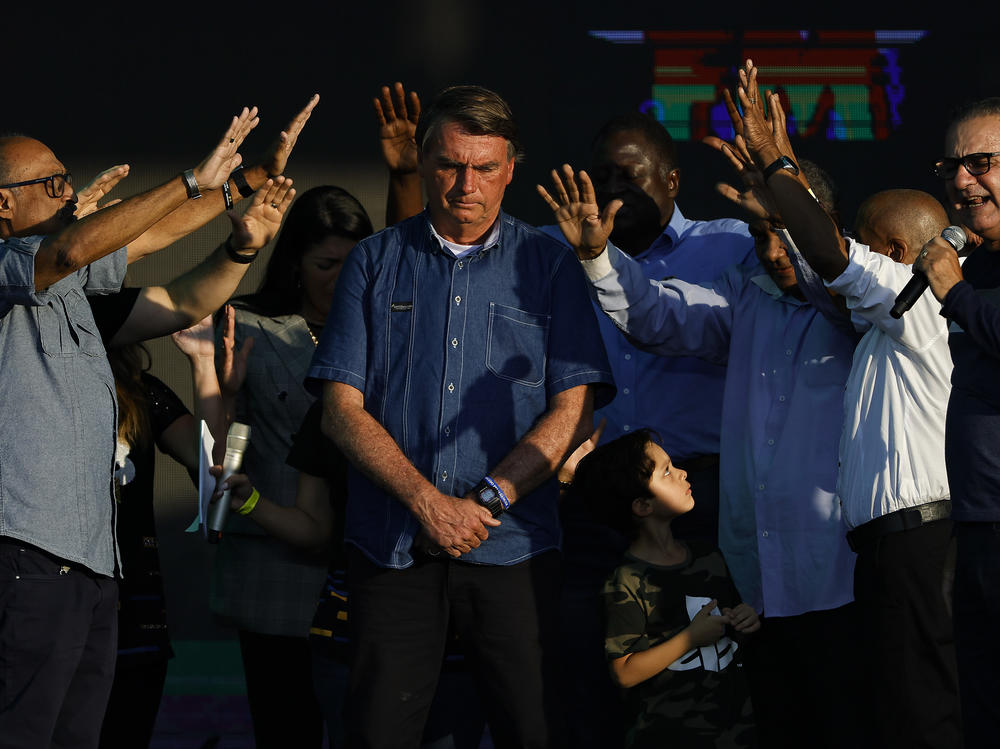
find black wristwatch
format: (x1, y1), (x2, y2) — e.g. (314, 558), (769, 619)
(762, 155), (799, 182)
(472, 477), (510, 518)
(180, 169), (202, 199)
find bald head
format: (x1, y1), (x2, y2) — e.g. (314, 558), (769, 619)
(0, 136), (53, 184)
(854, 189), (948, 265)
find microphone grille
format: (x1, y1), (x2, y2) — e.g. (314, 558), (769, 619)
(226, 422), (251, 449)
(942, 225), (966, 252)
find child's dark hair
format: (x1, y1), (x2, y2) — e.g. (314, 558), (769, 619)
(570, 428), (659, 537)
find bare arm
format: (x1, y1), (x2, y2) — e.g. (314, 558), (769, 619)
(126, 95), (318, 261)
(108, 177), (295, 346)
(34, 109), (254, 290)
(610, 600), (729, 688)
(322, 381), (499, 557)
(482, 384), (595, 506)
(375, 82), (424, 225)
(218, 471), (334, 554)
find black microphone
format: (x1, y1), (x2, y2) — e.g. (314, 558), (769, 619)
(207, 422), (251, 544)
(890, 225), (966, 319)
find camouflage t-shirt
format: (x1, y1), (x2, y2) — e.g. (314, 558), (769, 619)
(603, 540), (756, 748)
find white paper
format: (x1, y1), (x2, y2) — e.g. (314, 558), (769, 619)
(187, 420), (217, 537)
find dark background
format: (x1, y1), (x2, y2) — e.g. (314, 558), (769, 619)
(7, 7), (997, 639)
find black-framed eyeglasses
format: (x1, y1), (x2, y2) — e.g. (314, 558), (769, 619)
(0, 172), (73, 198)
(933, 152), (1000, 179)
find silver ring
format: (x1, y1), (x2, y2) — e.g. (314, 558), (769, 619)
(920, 249), (929, 260)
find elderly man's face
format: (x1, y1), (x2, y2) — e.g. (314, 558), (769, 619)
(0, 138), (77, 239)
(944, 114), (1000, 244)
(750, 220), (798, 293)
(419, 121), (514, 245)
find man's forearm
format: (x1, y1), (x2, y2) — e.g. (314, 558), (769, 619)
(126, 166), (272, 262)
(768, 169), (848, 281)
(35, 176), (189, 290)
(485, 384), (594, 505)
(322, 381), (441, 515)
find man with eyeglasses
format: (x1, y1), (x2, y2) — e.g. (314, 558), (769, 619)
(913, 97), (1000, 745)
(0, 110), (274, 748)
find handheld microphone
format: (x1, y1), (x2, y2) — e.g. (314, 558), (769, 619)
(207, 422), (251, 544)
(890, 225), (966, 319)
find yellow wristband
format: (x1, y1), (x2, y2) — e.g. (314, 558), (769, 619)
(237, 488), (260, 516)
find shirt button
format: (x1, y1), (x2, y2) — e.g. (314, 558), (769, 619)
(622, 388), (630, 395)
(758, 483), (766, 490)
(448, 383), (455, 393)
(442, 471), (448, 480)
(457, 261), (464, 269)
(451, 338), (458, 348)
(785, 349), (792, 356)
(444, 426), (451, 435)
(623, 425), (630, 431)
(624, 353), (631, 361)
(778, 395), (786, 402)
(768, 439), (775, 446)
(454, 296), (461, 305)
(762, 530), (769, 538)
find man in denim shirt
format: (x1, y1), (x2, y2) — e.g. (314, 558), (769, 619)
(0, 111), (268, 747)
(309, 86), (614, 748)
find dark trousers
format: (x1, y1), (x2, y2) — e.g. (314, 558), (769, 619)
(0, 539), (118, 749)
(347, 548), (563, 749)
(853, 520), (961, 749)
(98, 658), (168, 749)
(742, 602), (870, 749)
(953, 522), (1000, 748)
(239, 630), (325, 749)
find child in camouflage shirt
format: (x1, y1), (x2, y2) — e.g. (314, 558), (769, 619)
(572, 429), (759, 748)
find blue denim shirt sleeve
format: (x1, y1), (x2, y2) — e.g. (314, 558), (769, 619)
(81, 246), (127, 295)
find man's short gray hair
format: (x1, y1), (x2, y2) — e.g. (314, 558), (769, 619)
(415, 85), (523, 162)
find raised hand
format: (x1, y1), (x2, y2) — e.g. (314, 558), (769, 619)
(227, 176), (296, 251)
(171, 315), (216, 360)
(220, 304), (254, 398)
(74, 164), (130, 219)
(537, 164), (621, 260)
(262, 94), (319, 178)
(736, 60), (781, 166)
(557, 418), (606, 485)
(375, 82), (421, 174)
(192, 106), (261, 191)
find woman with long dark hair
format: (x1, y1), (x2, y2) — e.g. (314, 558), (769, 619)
(207, 186), (373, 749)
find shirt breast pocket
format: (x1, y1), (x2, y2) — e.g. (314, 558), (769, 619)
(486, 302), (549, 387)
(36, 288), (104, 357)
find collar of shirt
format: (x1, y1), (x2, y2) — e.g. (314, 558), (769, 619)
(427, 214), (502, 257)
(637, 203), (691, 261)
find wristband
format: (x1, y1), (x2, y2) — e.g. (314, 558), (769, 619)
(222, 180), (234, 210)
(762, 155), (799, 182)
(223, 235), (258, 264)
(230, 166), (253, 198)
(237, 488), (260, 516)
(473, 476), (510, 518)
(181, 169), (202, 199)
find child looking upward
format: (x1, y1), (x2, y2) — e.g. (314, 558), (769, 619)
(572, 429), (759, 748)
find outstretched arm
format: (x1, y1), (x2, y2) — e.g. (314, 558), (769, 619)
(126, 95), (318, 261)
(107, 177), (296, 345)
(736, 60), (848, 282)
(375, 82), (424, 225)
(536, 163), (621, 260)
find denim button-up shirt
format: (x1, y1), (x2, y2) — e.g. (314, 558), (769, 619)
(0, 236), (126, 576)
(584, 244), (857, 617)
(542, 205), (755, 459)
(307, 212), (615, 568)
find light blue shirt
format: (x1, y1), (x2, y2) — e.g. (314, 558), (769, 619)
(541, 205), (754, 459)
(0, 236), (126, 576)
(584, 244), (858, 617)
